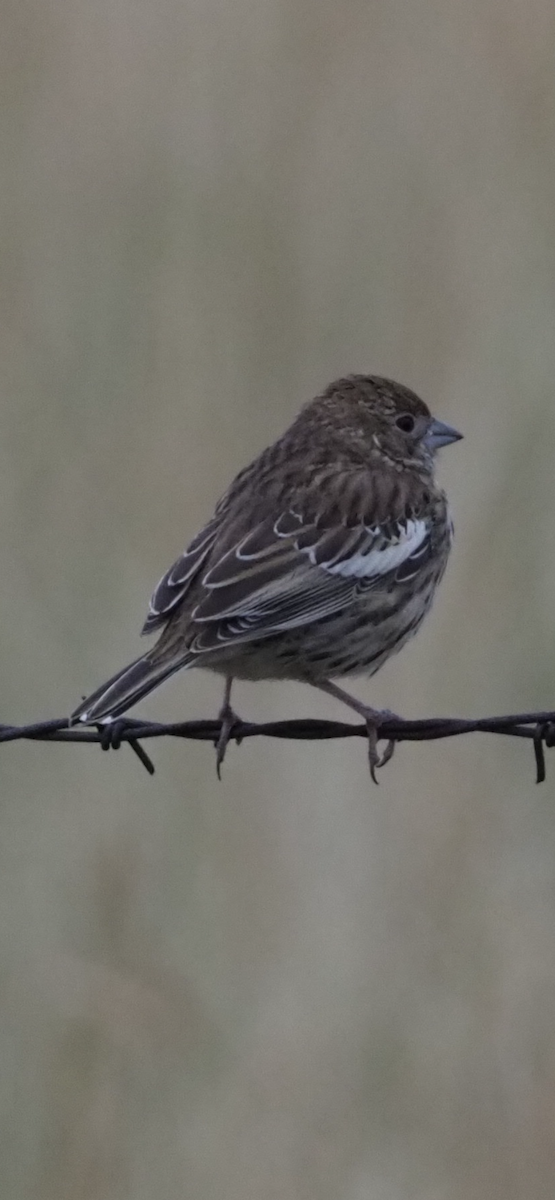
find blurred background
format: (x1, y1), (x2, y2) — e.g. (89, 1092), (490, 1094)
(1, 1), (555, 1197)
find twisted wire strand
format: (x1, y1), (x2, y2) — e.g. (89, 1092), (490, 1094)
(1, 710), (555, 782)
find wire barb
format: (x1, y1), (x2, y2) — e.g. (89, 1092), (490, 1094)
(95, 719), (156, 775)
(533, 724), (547, 785)
(2, 709), (555, 782)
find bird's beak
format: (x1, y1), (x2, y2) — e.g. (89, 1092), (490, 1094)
(425, 418), (463, 451)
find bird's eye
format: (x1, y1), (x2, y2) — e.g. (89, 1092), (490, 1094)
(396, 414), (415, 433)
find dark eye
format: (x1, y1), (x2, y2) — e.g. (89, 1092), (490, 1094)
(396, 414), (415, 433)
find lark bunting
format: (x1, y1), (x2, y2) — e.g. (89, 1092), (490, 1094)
(71, 375), (462, 776)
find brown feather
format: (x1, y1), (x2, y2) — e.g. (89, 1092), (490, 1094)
(72, 374), (460, 723)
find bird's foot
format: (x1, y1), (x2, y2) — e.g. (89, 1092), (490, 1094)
(359, 706), (399, 784)
(215, 703), (242, 778)
(313, 681), (401, 784)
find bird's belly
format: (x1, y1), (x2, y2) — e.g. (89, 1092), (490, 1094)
(203, 570), (442, 683)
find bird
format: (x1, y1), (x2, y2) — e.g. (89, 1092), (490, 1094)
(70, 375), (462, 779)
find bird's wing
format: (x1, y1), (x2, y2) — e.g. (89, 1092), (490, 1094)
(186, 499), (433, 654)
(141, 515), (221, 634)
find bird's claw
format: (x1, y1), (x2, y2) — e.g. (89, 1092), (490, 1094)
(364, 709), (398, 784)
(215, 706), (241, 778)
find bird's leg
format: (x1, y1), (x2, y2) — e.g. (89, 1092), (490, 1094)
(215, 676), (240, 778)
(314, 679), (399, 783)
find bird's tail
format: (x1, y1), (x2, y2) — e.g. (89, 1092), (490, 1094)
(70, 649), (193, 726)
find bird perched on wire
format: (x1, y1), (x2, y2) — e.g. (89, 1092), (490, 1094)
(71, 375), (462, 779)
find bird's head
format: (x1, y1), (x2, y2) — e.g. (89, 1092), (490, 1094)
(314, 375), (462, 473)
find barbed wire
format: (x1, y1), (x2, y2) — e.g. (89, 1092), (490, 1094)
(1, 709), (555, 782)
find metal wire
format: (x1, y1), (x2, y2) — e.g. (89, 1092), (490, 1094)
(2, 710), (555, 782)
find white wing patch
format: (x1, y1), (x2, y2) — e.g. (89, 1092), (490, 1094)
(318, 518), (428, 579)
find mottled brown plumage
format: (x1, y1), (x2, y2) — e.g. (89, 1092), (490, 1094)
(71, 375), (462, 777)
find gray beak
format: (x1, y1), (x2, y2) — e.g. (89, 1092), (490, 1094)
(425, 418), (463, 451)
